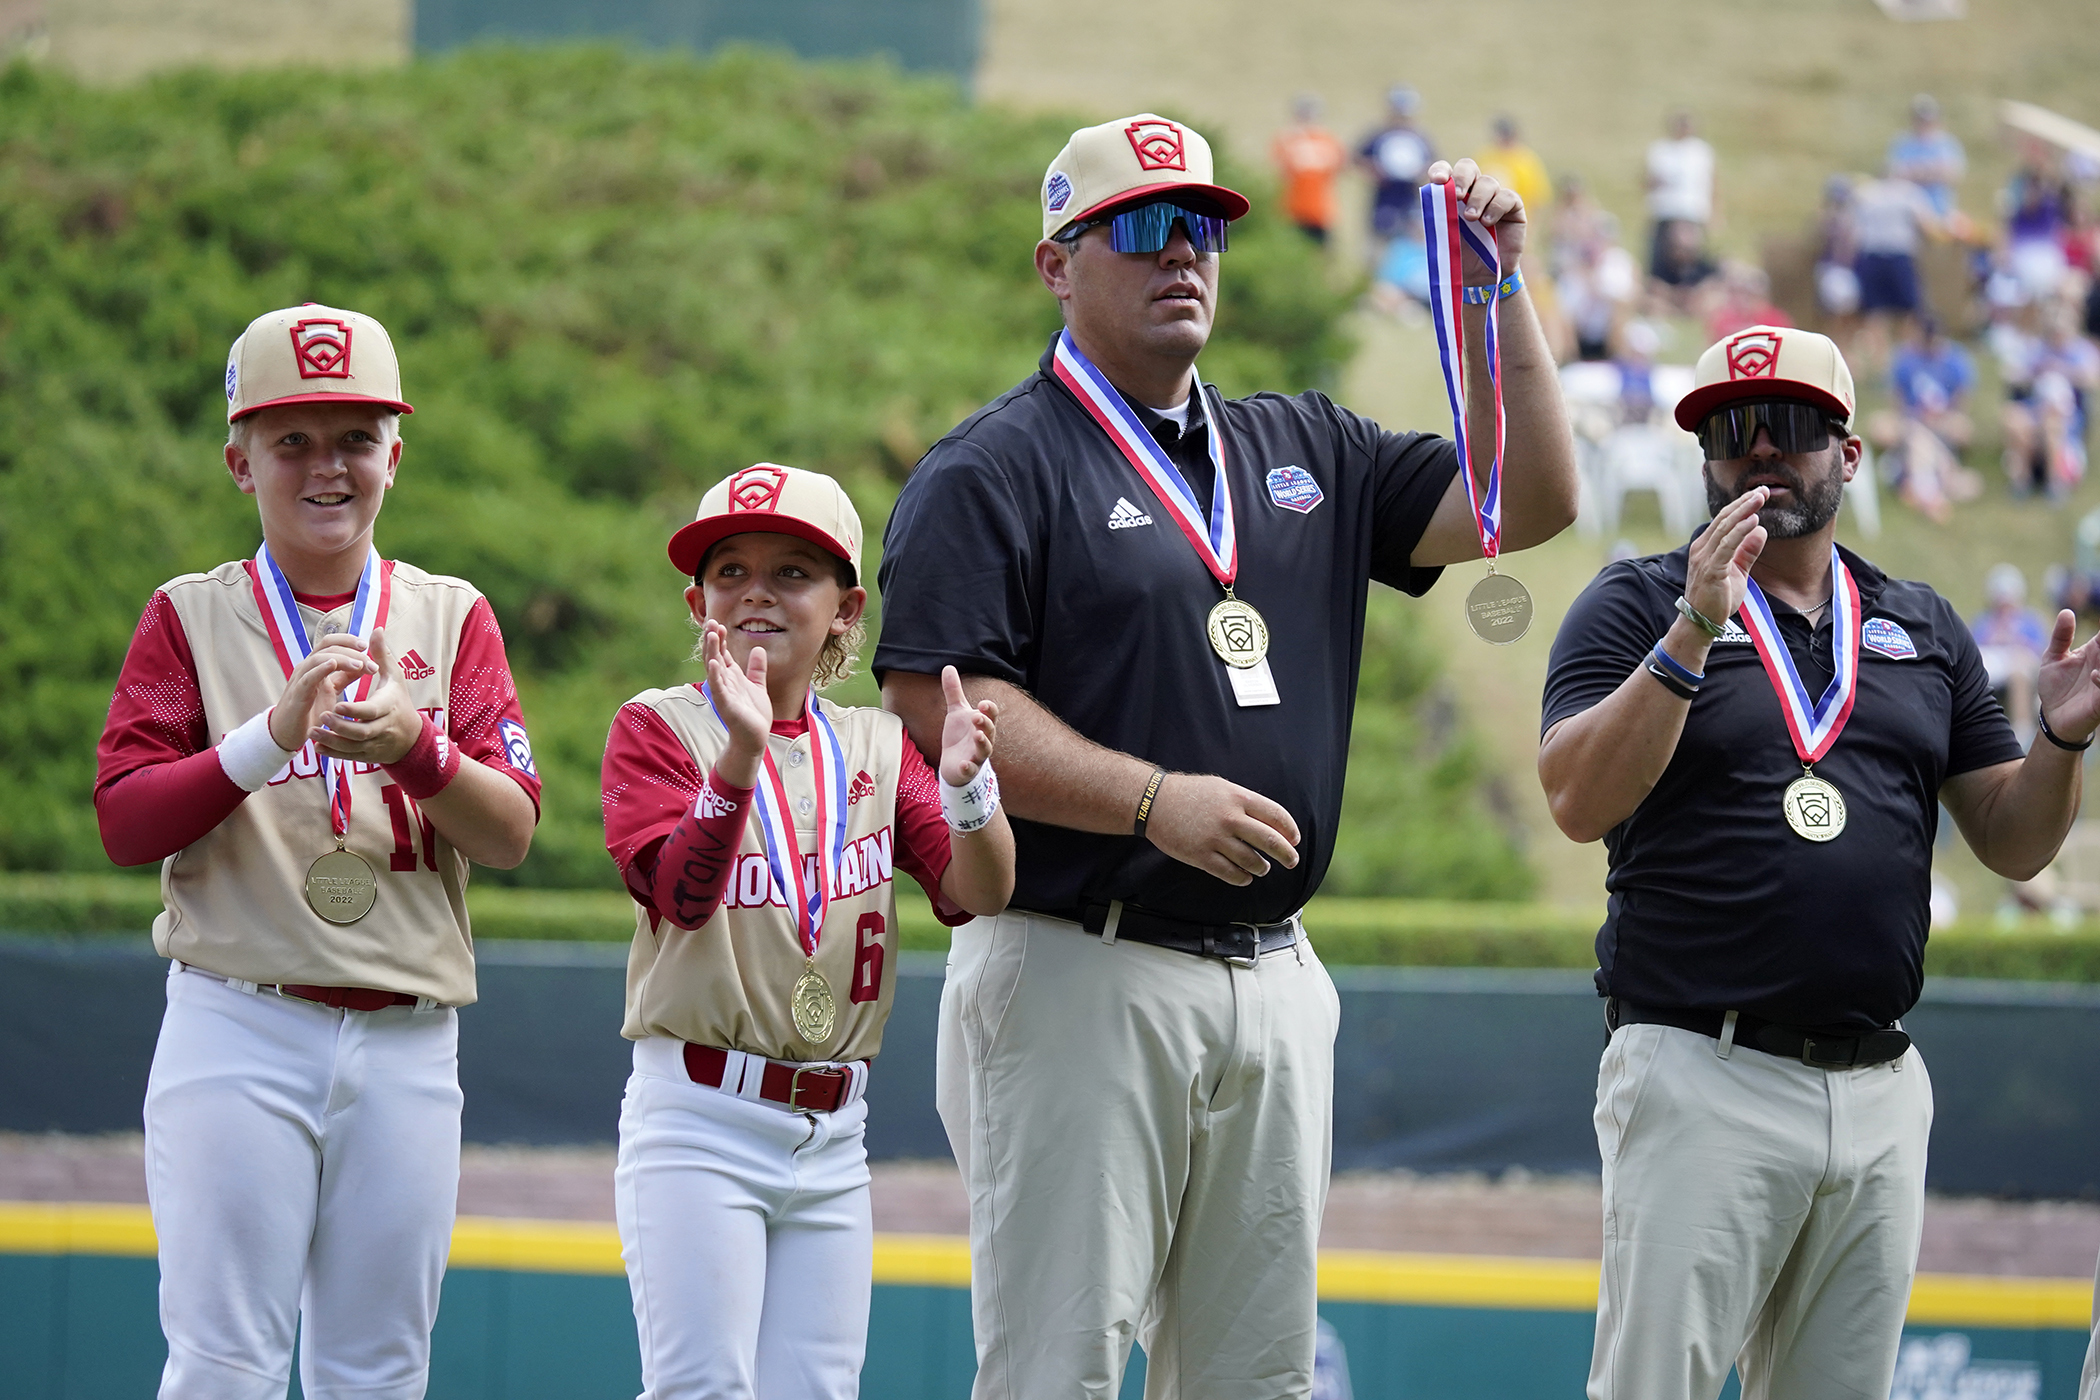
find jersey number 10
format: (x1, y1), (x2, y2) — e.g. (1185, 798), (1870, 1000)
(380, 782), (439, 872)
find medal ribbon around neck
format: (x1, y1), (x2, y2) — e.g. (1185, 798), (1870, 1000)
(247, 543), (391, 840)
(1738, 547), (1863, 765)
(702, 686), (851, 958)
(1052, 329), (1237, 587)
(1421, 180), (1507, 562)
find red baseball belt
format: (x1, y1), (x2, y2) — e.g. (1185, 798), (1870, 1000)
(681, 1043), (859, 1113)
(271, 984), (418, 1012)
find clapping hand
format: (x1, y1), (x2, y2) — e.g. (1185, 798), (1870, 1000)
(269, 631), (378, 754)
(702, 620), (773, 785)
(1684, 486), (1769, 630)
(2038, 610), (2100, 745)
(938, 666), (999, 788)
(311, 627), (423, 765)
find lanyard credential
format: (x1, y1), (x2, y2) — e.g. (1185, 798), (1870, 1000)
(1422, 180), (1533, 645)
(1738, 546), (1862, 842)
(702, 685), (852, 1043)
(248, 542), (391, 923)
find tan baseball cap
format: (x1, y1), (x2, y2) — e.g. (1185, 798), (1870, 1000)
(1041, 113), (1250, 240)
(1674, 325), (1855, 431)
(668, 464), (864, 583)
(225, 303), (414, 423)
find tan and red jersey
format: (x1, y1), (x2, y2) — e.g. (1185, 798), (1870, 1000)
(95, 558), (542, 1005)
(603, 686), (964, 1064)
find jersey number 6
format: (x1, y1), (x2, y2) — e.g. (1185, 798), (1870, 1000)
(851, 913), (884, 1004)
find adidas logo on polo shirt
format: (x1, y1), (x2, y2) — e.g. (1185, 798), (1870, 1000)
(1107, 497), (1153, 530)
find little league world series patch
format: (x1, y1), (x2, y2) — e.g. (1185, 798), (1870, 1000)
(1265, 466), (1323, 513)
(1862, 617), (1918, 660)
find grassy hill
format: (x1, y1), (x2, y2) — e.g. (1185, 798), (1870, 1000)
(0, 45), (1529, 897)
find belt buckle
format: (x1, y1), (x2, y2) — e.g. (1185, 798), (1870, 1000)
(1798, 1037), (1855, 1070)
(787, 1065), (832, 1111)
(1223, 924), (1261, 968)
(274, 985), (328, 1008)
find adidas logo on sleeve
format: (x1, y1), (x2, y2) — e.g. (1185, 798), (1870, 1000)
(1107, 497), (1154, 530)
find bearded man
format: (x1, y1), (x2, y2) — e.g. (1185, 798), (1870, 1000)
(1538, 325), (2100, 1400)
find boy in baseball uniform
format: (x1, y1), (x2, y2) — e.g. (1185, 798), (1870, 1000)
(94, 304), (542, 1400)
(600, 463), (1014, 1398)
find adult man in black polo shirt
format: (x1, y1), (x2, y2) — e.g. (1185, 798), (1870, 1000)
(877, 112), (1578, 1399)
(1540, 325), (2100, 1400)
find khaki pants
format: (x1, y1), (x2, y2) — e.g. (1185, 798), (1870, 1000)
(1589, 1023), (1934, 1400)
(937, 910), (1340, 1400)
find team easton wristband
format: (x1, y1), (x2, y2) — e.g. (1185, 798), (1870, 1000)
(1132, 768), (1167, 839)
(1461, 268), (1526, 304)
(382, 714), (462, 800)
(941, 763), (1001, 834)
(2038, 706), (2094, 752)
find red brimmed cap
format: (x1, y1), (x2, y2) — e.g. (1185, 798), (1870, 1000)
(1674, 325), (1855, 432)
(1041, 113), (1250, 240)
(668, 463), (863, 581)
(226, 304), (414, 423)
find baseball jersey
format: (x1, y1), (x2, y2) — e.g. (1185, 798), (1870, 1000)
(96, 558), (542, 1005)
(602, 687), (962, 1063)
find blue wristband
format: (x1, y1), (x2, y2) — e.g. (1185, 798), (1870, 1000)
(1648, 642), (1705, 689)
(1461, 268), (1526, 305)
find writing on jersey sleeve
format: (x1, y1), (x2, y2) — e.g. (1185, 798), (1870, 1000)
(603, 702), (707, 906)
(449, 597), (543, 811)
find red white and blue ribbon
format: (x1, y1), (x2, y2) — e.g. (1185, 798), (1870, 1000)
(1738, 547), (1862, 764)
(1052, 329), (1237, 587)
(247, 543), (391, 839)
(703, 687), (851, 958)
(1421, 180), (1507, 561)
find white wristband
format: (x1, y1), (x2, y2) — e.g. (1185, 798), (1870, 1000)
(217, 708), (297, 793)
(940, 763), (1000, 834)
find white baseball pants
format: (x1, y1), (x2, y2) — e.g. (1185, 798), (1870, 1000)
(1588, 1022), (1933, 1400)
(938, 909), (1340, 1400)
(615, 1037), (874, 1400)
(145, 962), (462, 1400)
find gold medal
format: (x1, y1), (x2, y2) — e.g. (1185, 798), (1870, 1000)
(1206, 594), (1270, 668)
(305, 846), (378, 923)
(792, 961), (837, 1044)
(1783, 770), (1846, 842)
(1465, 571), (1534, 645)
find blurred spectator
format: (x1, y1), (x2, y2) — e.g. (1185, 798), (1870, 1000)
(1272, 95), (1347, 247)
(2004, 143), (2075, 305)
(1615, 320), (1663, 424)
(2000, 299), (2100, 499)
(1886, 93), (1966, 217)
(1556, 226), (1640, 361)
(1357, 86), (1436, 255)
(1850, 164), (1942, 369)
(1644, 110), (1717, 300)
(1369, 231), (1430, 318)
(1972, 562), (2049, 742)
(1867, 317), (1980, 523)
(1551, 174), (1617, 271)
(1703, 260), (1792, 342)
(1475, 115), (1553, 224)
(1814, 174), (1863, 326)
(2047, 507), (2100, 617)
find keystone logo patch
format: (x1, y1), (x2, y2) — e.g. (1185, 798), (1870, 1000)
(728, 465), (788, 513)
(1724, 329), (1781, 381)
(289, 318), (354, 379)
(498, 718), (537, 777)
(1124, 119), (1188, 173)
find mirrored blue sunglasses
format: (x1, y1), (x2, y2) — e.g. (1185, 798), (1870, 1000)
(1061, 201), (1232, 254)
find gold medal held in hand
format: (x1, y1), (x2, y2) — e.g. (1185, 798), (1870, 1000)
(1782, 771), (1846, 842)
(1465, 570), (1534, 645)
(792, 961), (837, 1044)
(306, 846), (378, 924)
(1206, 594), (1270, 669)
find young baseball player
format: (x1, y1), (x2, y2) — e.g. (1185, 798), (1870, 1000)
(600, 463), (1014, 1398)
(94, 304), (542, 1400)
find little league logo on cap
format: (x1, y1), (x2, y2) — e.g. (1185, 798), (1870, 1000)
(1674, 324), (1856, 432)
(225, 303), (414, 424)
(1041, 112), (1251, 240)
(668, 463), (865, 581)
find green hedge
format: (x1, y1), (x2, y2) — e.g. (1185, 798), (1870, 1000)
(12, 873), (2100, 983)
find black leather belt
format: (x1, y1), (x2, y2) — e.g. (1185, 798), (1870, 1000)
(1608, 999), (1912, 1069)
(1071, 902), (1301, 964)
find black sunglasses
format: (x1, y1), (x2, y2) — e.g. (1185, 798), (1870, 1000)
(1055, 201), (1231, 254)
(1697, 400), (1848, 461)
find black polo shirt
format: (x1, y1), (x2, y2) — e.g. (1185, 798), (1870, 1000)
(875, 333), (1461, 925)
(1540, 534), (2024, 1032)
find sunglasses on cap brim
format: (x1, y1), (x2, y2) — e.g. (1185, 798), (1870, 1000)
(1697, 400), (1849, 461)
(1057, 201), (1231, 254)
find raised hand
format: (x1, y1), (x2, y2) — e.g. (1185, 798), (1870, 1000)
(702, 619), (773, 786)
(269, 632), (378, 753)
(1685, 486), (1769, 629)
(1142, 772), (1301, 887)
(938, 665), (999, 788)
(1423, 157), (1527, 267)
(2038, 609), (2100, 745)
(312, 627), (422, 765)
